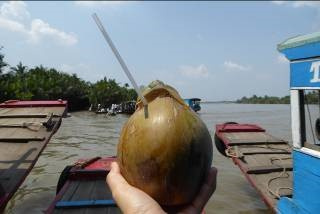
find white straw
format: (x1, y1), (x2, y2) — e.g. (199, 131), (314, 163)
(92, 13), (148, 106)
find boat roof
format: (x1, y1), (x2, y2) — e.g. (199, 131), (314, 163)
(184, 98), (201, 101)
(278, 31), (320, 51)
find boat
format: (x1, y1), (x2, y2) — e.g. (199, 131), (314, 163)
(215, 31), (320, 213)
(184, 98), (201, 112)
(118, 101), (136, 114)
(214, 122), (292, 212)
(46, 157), (120, 213)
(276, 31), (320, 214)
(0, 100), (67, 211)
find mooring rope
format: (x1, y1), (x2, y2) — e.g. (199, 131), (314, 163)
(267, 157), (293, 199)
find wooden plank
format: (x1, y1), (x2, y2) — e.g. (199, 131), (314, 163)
(91, 180), (112, 200)
(0, 137), (45, 142)
(228, 141), (288, 146)
(55, 200), (116, 208)
(0, 114), (51, 118)
(243, 151), (291, 155)
(247, 164), (293, 174)
(60, 182), (81, 202)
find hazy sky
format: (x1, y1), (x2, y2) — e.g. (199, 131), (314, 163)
(0, 1), (319, 101)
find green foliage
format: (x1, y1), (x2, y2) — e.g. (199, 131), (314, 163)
(88, 78), (137, 110)
(0, 52), (137, 111)
(0, 47), (8, 74)
(236, 92), (319, 104)
(304, 90), (319, 104)
(236, 95), (290, 104)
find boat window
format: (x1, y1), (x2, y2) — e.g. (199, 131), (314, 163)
(303, 90), (320, 151)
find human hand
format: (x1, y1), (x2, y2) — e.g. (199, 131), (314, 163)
(107, 162), (217, 214)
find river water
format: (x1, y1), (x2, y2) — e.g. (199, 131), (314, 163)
(6, 103), (294, 214)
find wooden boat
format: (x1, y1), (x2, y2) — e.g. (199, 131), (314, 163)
(275, 32), (320, 213)
(184, 98), (201, 112)
(46, 157), (120, 214)
(118, 101), (136, 114)
(214, 122), (293, 212)
(0, 100), (67, 211)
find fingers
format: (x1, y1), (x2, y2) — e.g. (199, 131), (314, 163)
(191, 167), (218, 212)
(106, 162), (166, 214)
(107, 162), (131, 208)
(110, 161), (120, 173)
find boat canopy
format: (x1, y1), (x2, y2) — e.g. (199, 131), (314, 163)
(184, 98), (201, 101)
(278, 31), (320, 61)
(279, 31), (320, 89)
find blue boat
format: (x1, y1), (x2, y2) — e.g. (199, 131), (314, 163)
(277, 32), (320, 213)
(184, 98), (201, 112)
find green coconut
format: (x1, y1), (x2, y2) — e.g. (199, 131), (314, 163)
(117, 80), (213, 206)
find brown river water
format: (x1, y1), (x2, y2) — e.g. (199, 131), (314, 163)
(5, 103), (294, 214)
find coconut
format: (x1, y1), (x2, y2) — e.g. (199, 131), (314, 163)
(117, 80), (213, 206)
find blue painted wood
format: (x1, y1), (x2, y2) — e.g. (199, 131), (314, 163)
(277, 151), (320, 213)
(280, 42), (320, 61)
(55, 199), (116, 208)
(290, 59), (320, 88)
(278, 197), (308, 214)
(184, 98), (201, 112)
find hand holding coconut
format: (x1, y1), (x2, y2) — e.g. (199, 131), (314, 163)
(107, 162), (217, 213)
(110, 81), (215, 212)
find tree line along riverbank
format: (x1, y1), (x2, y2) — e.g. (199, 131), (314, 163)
(0, 49), (137, 111)
(236, 92), (319, 104)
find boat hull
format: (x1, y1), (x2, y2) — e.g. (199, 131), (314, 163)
(46, 157), (121, 214)
(215, 122), (293, 212)
(0, 100), (67, 211)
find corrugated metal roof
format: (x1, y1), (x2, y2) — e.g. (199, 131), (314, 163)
(278, 31), (320, 51)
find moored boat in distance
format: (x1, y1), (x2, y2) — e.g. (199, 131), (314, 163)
(118, 101), (136, 114)
(184, 98), (201, 112)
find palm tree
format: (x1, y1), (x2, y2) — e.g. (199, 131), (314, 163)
(0, 47), (8, 74)
(11, 62), (28, 75)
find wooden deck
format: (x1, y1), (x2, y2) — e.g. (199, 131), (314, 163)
(0, 102), (67, 211)
(215, 124), (293, 213)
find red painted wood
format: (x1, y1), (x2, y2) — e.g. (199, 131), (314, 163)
(0, 100), (67, 108)
(216, 123), (265, 133)
(84, 157), (116, 170)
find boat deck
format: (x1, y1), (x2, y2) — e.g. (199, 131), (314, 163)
(0, 100), (67, 211)
(47, 157), (120, 214)
(215, 123), (292, 212)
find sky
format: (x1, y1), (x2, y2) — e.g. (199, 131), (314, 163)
(0, 1), (320, 101)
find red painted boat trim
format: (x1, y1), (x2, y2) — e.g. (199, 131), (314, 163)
(216, 123), (265, 133)
(215, 123), (276, 212)
(0, 100), (67, 108)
